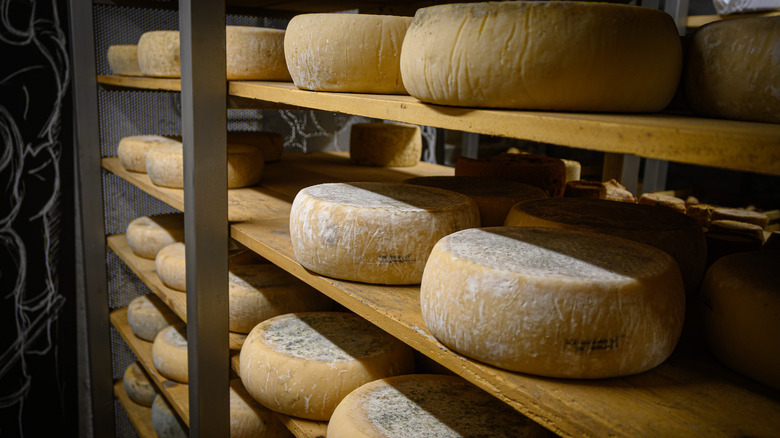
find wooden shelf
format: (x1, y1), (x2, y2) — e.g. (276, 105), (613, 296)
(114, 379), (158, 438)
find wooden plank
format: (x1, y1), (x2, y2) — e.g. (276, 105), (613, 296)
(98, 75), (181, 91)
(114, 380), (158, 438)
(687, 11), (780, 29)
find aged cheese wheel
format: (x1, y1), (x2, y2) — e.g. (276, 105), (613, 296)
(328, 374), (550, 438)
(228, 131), (284, 162)
(226, 26), (292, 81)
(289, 182), (480, 284)
(505, 198), (707, 293)
(123, 362), (157, 407)
(107, 45), (142, 76)
(127, 294), (179, 342)
(349, 122), (422, 167)
(152, 324), (188, 383)
(229, 379), (292, 438)
(151, 394), (188, 438)
(137, 30), (180, 78)
(404, 176), (547, 227)
(638, 193), (686, 214)
(700, 251), (780, 389)
(421, 227), (685, 378)
(400, 1), (682, 111)
(684, 17), (780, 123)
(117, 135), (180, 173)
(686, 203), (714, 228)
(239, 312), (414, 420)
(126, 213), (184, 260)
(455, 153), (566, 198)
(284, 13), (412, 94)
(146, 142), (264, 189)
(155, 242), (187, 291)
(710, 207), (768, 229)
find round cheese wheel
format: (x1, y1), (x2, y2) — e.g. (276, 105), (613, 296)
(107, 45), (142, 76)
(710, 206), (769, 229)
(349, 122), (422, 167)
(117, 135), (180, 173)
(400, 1), (682, 111)
(123, 362), (157, 407)
(505, 198), (707, 294)
(155, 242), (187, 291)
(289, 182), (480, 284)
(421, 227), (685, 378)
(152, 324), (188, 383)
(638, 193), (686, 214)
(455, 153), (566, 198)
(127, 294), (179, 342)
(137, 31), (180, 78)
(226, 26), (292, 81)
(146, 142), (264, 189)
(151, 394), (188, 438)
(126, 213), (184, 260)
(239, 312), (414, 420)
(700, 251), (780, 389)
(228, 131), (284, 162)
(404, 176), (547, 227)
(229, 379), (291, 438)
(328, 374), (550, 438)
(284, 13), (412, 94)
(684, 17), (780, 124)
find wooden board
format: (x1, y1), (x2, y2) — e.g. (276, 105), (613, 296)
(687, 11), (780, 28)
(114, 380), (158, 438)
(98, 75), (181, 91)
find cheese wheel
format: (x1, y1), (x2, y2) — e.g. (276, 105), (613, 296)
(151, 394), (188, 438)
(229, 379), (292, 438)
(710, 207), (769, 229)
(684, 17), (780, 123)
(107, 45), (142, 76)
(123, 362), (157, 407)
(284, 13), (412, 94)
(155, 242), (187, 291)
(228, 131), (284, 162)
(562, 159), (582, 183)
(700, 251), (780, 389)
(404, 176), (547, 227)
(349, 122), (422, 167)
(226, 26), (292, 81)
(505, 198), (707, 294)
(328, 374), (550, 438)
(117, 135), (181, 173)
(455, 153), (566, 198)
(152, 324), (188, 383)
(289, 182), (480, 284)
(137, 31), (180, 78)
(400, 2), (682, 111)
(146, 142), (264, 189)
(239, 312), (415, 420)
(686, 203), (714, 228)
(638, 193), (686, 214)
(127, 294), (179, 342)
(126, 213), (184, 259)
(421, 227), (685, 378)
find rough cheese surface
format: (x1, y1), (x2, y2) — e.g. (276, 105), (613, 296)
(117, 135), (180, 173)
(127, 294), (178, 342)
(146, 142), (264, 189)
(123, 362), (157, 407)
(137, 31), (180, 78)
(289, 182), (480, 284)
(400, 1), (682, 111)
(152, 324), (188, 383)
(226, 26), (292, 81)
(420, 227), (685, 378)
(107, 45), (142, 76)
(239, 312), (414, 420)
(349, 122), (422, 167)
(229, 379), (292, 438)
(126, 213), (184, 260)
(155, 242), (187, 292)
(151, 394), (188, 438)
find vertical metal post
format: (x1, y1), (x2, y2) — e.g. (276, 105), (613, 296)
(461, 132), (480, 159)
(642, 159), (669, 194)
(180, 0), (229, 436)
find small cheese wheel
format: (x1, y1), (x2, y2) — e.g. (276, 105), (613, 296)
(107, 45), (142, 76)
(155, 242), (186, 291)
(117, 135), (181, 173)
(421, 227), (685, 378)
(455, 153), (566, 198)
(349, 122), (422, 167)
(228, 131), (284, 162)
(404, 176), (547, 227)
(239, 312), (415, 420)
(226, 26), (292, 81)
(710, 207), (769, 229)
(127, 294), (179, 342)
(123, 362), (157, 407)
(151, 394), (188, 438)
(638, 193), (686, 214)
(289, 182), (480, 284)
(152, 324), (188, 383)
(709, 220), (765, 242)
(229, 379), (292, 438)
(505, 198), (706, 294)
(137, 31), (180, 78)
(284, 13), (412, 94)
(400, 2), (681, 111)
(700, 251), (780, 389)
(684, 17), (780, 123)
(126, 213), (184, 259)
(328, 374), (550, 438)
(686, 203), (714, 228)
(146, 142), (264, 189)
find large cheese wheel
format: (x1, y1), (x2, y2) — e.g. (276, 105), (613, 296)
(126, 213), (184, 260)
(152, 324), (188, 383)
(137, 31), (180, 78)
(226, 26), (292, 81)
(107, 45), (142, 76)
(228, 131), (284, 162)
(284, 14), (412, 94)
(455, 153), (566, 198)
(229, 379), (292, 438)
(239, 312), (415, 420)
(117, 135), (180, 173)
(155, 242), (187, 291)
(349, 122), (422, 167)
(146, 142), (264, 189)
(127, 294), (179, 342)
(123, 362), (157, 407)
(400, 1), (682, 111)
(289, 182), (480, 284)
(151, 395), (188, 438)
(328, 374), (550, 438)
(505, 198), (707, 294)
(684, 17), (780, 124)
(700, 251), (780, 389)
(420, 227), (685, 378)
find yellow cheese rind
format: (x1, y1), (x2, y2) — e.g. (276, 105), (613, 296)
(117, 135), (180, 173)
(137, 31), (180, 78)
(146, 142), (264, 189)
(107, 45), (142, 76)
(155, 242), (187, 292)
(229, 379), (292, 438)
(123, 362), (158, 407)
(127, 294), (179, 342)
(349, 122), (422, 167)
(226, 26), (292, 81)
(152, 324), (188, 383)
(151, 394), (188, 438)
(126, 213), (184, 260)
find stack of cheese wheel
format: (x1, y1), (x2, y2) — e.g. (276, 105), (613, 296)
(152, 324), (188, 383)
(125, 213), (184, 260)
(228, 379), (292, 438)
(349, 122), (422, 167)
(145, 142), (264, 189)
(505, 198), (707, 294)
(226, 26), (291, 81)
(151, 394), (188, 438)
(239, 312), (414, 420)
(117, 135), (181, 173)
(284, 13), (412, 94)
(400, 1), (682, 111)
(328, 374), (550, 437)
(455, 153), (567, 198)
(107, 45), (142, 76)
(137, 31), (180, 77)
(127, 294), (178, 342)
(289, 182), (480, 284)
(123, 362), (158, 407)
(420, 227), (686, 378)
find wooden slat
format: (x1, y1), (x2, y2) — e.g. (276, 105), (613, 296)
(114, 380), (158, 438)
(687, 11), (780, 29)
(98, 75), (181, 91)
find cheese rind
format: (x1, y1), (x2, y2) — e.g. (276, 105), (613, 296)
(152, 324), (188, 383)
(146, 142), (264, 189)
(126, 213), (184, 260)
(226, 26), (292, 81)
(155, 242), (187, 292)
(123, 362), (157, 407)
(137, 31), (180, 78)
(107, 45), (142, 76)
(229, 379), (292, 438)
(151, 394), (188, 438)
(349, 122), (422, 167)
(127, 294), (179, 342)
(117, 135), (180, 173)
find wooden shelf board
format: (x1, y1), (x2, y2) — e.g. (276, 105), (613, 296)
(687, 11), (780, 28)
(114, 380), (158, 438)
(98, 75), (181, 91)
